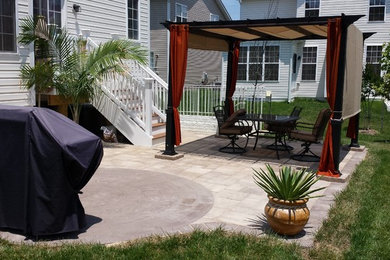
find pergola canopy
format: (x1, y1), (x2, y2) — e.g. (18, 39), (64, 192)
(163, 15), (363, 51)
(163, 15), (371, 178)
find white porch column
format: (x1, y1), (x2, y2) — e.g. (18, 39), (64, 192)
(144, 78), (154, 136)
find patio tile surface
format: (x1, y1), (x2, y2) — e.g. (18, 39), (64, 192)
(0, 129), (367, 247)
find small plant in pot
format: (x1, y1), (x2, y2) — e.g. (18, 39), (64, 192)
(253, 164), (325, 236)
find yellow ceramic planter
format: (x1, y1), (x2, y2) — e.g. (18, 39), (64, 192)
(264, 196), (310, 236)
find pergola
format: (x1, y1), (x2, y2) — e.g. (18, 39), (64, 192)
(162, 14), (370, 178)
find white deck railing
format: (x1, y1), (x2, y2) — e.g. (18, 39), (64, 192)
(86, 37), (167, 136)
(179, 85), (265, 116)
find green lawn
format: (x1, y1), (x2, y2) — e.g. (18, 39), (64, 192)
(1, 99), (389, 259)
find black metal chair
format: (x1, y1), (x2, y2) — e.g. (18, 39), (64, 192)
(214, 105), (252, 154)
(290, 108), (331, 162)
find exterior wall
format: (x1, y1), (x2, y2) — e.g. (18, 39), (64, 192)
(241, 0), (297, 19)
(0, 0), (34, 106)
(150, 0), (230, 85)
(66, 0), (150, 50)
(235, 0), (390, 100)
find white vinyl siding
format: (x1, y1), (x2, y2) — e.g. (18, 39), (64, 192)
(0, 0), (33, 106)
(66, 0), (149, 49)
(241, 0), (297, 19)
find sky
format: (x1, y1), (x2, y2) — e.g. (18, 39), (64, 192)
(221, 0), (240, 20)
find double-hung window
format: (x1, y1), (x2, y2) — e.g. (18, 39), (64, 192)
(366, 45), (382, 77)
(305, 0), (320, 17)
(238, 45), (279, 81)
(369, 0), (385, 21)
(33, 0), (62, 28)
(175, 3), (188, 22)
(0, 0), (16, 52)
(302, 47), (317, 81)
(128, 0), (139, 40)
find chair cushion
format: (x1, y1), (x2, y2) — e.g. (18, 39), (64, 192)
(219, 125), (252, 135)
(221, 109), (246, 128)
(290, 130), (318, 143)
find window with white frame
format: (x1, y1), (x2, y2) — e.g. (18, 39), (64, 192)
(238, 45), (279, 81)
(305, 0), (320, 17)
(302, 47), (317, 81)
(33, 0), (62, 28)
(366, 45), (382, 77)
(0, 0), (16, 52)
(369, 0), (385, 21)
(128, 0), (139, 40)
(175, 3), (188, 22)
(210, 13), (219, 21)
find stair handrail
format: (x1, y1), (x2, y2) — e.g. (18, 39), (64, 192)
(87, 37), (167, 122)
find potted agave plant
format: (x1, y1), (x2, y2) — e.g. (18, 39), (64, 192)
(253, 164), (325, 236)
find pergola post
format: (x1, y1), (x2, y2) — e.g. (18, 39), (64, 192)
(224, 41), (234, 116)
(331, 15), (349, 173)
(163, 67), (177, 155)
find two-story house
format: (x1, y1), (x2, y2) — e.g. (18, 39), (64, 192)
(231, 0), (388, 101)
(0, 0), (150, 107)
(150, 0), (231, 85)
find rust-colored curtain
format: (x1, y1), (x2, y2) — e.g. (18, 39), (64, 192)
(346, 114), (357, 139)
(227, 41), (240, 115)
(170, 24), (189, 146)
(318, 18), (342, 177)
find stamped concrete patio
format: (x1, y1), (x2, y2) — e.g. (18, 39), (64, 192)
(0, 130), (366, 247)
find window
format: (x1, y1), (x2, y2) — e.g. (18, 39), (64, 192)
(175, 3), (187, 22)
(305, 0), (320, 17)
(302, 47), (317, 81)
(0, 0), (16, 52)
(128, 0), (139, 40)
(369, 0), (385, 21)
(366, 45), (382, 77)
(33, 0), (62, 28)
(238, 45), (279, 81)
(210, 13), (219, 21)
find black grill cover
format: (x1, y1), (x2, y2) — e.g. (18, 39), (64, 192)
(0, 105), (103, 236)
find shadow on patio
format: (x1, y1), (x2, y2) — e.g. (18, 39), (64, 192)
(176, 134), (348, 172)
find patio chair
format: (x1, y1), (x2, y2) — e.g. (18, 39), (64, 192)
(290, 108), (331, 162)
(214, 105), (252, 154)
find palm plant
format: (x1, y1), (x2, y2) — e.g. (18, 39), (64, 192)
(19, 16), (147, 123)
(253, 164), (325, 201)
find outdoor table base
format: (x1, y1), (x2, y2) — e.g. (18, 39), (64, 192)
(239, 114), (299, 159)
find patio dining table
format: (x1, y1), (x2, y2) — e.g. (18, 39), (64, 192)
(239, 113), (299, 159)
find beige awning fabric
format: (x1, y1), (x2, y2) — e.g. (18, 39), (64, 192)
(342, 24), (363, 120)
(163, 16), (366, 52)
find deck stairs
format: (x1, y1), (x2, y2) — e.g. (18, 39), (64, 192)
(87, 38), (168, 146)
